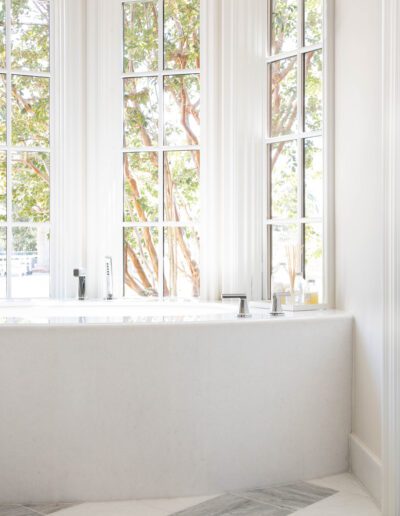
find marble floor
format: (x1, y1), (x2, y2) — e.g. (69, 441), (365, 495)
(0, 474), (381, 516)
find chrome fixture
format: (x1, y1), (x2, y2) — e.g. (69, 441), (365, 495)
(73, 268), (86, 300)
(221, 293), (251, 318)
(270, 292), (284, 317)
(104, 256), (113, 300)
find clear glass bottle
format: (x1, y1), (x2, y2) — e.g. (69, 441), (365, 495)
(271, 262), (288, 294)
(294, 272), (305, 304)
(304, 279), (319, 305)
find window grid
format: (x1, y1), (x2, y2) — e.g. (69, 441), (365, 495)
(2, 0), (51, 299)
(265, 0), (324, 300)
(122, 0), (200, 298)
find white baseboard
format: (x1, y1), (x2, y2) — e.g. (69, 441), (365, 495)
(350, 433), (382, 506)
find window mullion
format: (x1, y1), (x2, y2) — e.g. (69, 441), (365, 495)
(5, 0), (12, 299)
(298, 0), (306, 275)
(157, 0), (164, 297)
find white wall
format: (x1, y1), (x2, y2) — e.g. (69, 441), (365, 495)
(334, 0), (383, 502)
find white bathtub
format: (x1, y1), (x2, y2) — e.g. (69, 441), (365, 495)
(0, 302), (352, 504)
(0, 299), (241, 325)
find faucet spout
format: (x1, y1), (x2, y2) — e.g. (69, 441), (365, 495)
(73, 268), (86, 300)
(221, 293), (251, 318)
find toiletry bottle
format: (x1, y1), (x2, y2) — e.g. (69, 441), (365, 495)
(304, 279), (319, 305)
(271, 262), (289, 302)
(294, 272), (305, 304)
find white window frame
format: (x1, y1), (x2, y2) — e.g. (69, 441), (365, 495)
(50, 0), (333, 303)
(264, 0), (334, 305)
(122, 0), (201, 298)
(0, 0), (54, 298)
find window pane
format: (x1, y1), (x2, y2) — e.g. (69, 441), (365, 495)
(12, 226), (49, 298)
(12, 151), (49, 222)
(124, 77), (158, 148)
(164, 226), (199, 298)
(305, 137), (323, 217)
(11, 0), (50, 72)
(0, 0), (5, 69)
(304, 49), (322, 132)
(0, 227), (5, 297)
(164, 150), (199, 223)
(271, 140), (298, 219)
(124, 152), (158, 223)
(124, 227), (159, 297)
(305, 222), (323, 298)
(164, 0), (200, 70)
(271, 0), (298, 55)
(164, 74), (200, 146)
(271, 223), (299, 274)
(12, 75), (50, 147)
(0, 151), (5, 221)
(270, 57), (297, 137)
(0, 74), (6, 145)
(123, 1), (158, 73)
(304, 0), (323, 46)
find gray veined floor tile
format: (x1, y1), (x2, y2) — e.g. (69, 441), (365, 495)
(223, 499), (290, 515)
(24, 503), (80, 515)
(236, 482), (337, 512)
(171, 493), (290, 516)
(0, 506), (38, 516)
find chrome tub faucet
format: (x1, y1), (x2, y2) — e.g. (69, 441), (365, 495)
(221, 293), (251, 318)
(73, 268), (86, 300)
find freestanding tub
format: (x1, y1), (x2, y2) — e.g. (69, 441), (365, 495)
(0, 301), (352, 504)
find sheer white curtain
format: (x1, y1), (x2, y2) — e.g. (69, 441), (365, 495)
(201, 0), (266, 300)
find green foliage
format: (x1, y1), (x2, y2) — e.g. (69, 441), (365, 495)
(271, 56), (298, 137)
(164, 74), (200, 146)
(0, 151), (6, 221)
(271, 0), (297, 54)
(124, 77), (158, 148)
(12, 74), (50, 148)
(124, 2), (158, 73)
(271, 140), (298, 219)
(304, 0), (323, 46)
(12, 151), (49, 223)
(124, 0), (200, 298)
(305, 49), (322, 132)
(13, 226), (39, 253)
(164, 0), (200, 70)
(11, 0), (50, 71)
(124, 152), (159, 223)
(164, 151), (199, 221)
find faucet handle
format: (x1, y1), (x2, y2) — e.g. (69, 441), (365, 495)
(73, 268), (86, 278)
(73, 268), (87, 300)
(221, 293), (251, 318)
(270, 292), (284, 316)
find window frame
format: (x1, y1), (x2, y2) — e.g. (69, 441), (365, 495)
(122, 0), (201, 299)
(263, 0), (334, 304)
(0, 0), (54, 299)
(52, 0), (333, 303)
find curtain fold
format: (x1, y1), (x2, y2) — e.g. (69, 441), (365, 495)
(201, 0), (266, 300)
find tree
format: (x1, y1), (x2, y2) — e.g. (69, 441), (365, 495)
(123, 0), (200, 298)
(270, 0), (323, 285)
(0, 0), (50, 264)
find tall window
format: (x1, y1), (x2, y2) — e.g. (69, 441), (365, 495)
(0, 0), (50, 298)
(122, 0), (200, 299)
(266, 0), (324, 299)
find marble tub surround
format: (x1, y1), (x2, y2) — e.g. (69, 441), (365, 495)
(0, 475), (380, 515)
(0, 315), (352, 503)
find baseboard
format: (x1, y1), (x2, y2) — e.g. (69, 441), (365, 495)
(350, 433), (382, 506)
